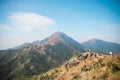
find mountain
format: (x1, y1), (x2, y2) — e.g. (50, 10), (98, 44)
(82, 38), (120, 54)
(29, 52), (120, 80)
(0, 31), (85, 80)
(12, 42), (31, 49)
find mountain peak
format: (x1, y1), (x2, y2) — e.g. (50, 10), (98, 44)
(87, 38), (103, 43)
(41, 31), (84, 51)
(44, 31), (68, 44)
(54, 31), (65, 35)
(51, 31), (66, 38)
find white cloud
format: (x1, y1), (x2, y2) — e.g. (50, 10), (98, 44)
(0, 24), (11, 30)
(7, 12), (55, 32)
(0, 12), (56, 49)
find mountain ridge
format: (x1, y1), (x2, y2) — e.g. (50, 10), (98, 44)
(82, 38), (120, 45)
(0, 32), (120, 80)
(0, 31), (85, 80)
(82, 38), (120, 54)
(26, 52), (120, 80)
(6, 32), (120, 54)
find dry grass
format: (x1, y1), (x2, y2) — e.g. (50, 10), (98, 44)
(30, 53), (120, 80)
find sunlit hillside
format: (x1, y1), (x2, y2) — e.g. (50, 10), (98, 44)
(28, 52), (120, 80)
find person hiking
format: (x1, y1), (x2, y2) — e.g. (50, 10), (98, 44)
(85, 49), (88, 52)
(109, 51), (112, 56)
(89, 49), (91, 52)
(93, 52), (96, 58)
(96, 53), (99, 57)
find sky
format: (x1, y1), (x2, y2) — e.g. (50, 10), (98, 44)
(0, 0), (120, 50)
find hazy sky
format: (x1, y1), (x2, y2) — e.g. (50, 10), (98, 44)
(0, 0), (120, 50)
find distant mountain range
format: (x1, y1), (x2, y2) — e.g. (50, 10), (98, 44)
(82, 38), (120, 54)
(0, 32), (120, 80)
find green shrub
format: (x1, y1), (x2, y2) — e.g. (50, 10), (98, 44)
(107, 62), (120, 73)
(107, 62), (112, 68)
(101, 72), (108, 79)
(93, 62), (99, 69)
(111, 63), (120, 73)
(81, 65), (88, 71)
(39, 75), (49, 80)
(98, 58), (105, 67)
(72, 74), (81, 80)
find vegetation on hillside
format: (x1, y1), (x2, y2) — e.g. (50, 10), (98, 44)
(0, 32), (85, 80)
(30, 52), (120, 80)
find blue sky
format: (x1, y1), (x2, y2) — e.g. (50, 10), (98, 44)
(0, 0), (120, 50)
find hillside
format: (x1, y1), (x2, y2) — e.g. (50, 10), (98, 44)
(82, 38), (120, 54)
(0, 32), (85, 80)
(28, 51), (120, 80)
(0, 32), (120, 80)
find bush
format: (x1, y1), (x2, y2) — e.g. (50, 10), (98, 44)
(101, 72), (108, 79)
(107, 62), (120, 73)
(93, 62), (99, 69)
(72, 74), (81, 80)
(93, 76), (95, 79)
(39, 74), (49, 80)
(81, 65), (88, 71)
(98, 58), (105, 67)
(111, 63), (120, 73)
(107, 62), (112, 68)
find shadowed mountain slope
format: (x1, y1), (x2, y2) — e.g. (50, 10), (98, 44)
(0, 32), (85, 80)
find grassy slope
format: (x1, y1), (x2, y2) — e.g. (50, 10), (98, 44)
(26, 52), (120, 80)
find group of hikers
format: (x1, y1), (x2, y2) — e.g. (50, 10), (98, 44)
(65, 49), (113, 69)
(85, 49), (112, 58)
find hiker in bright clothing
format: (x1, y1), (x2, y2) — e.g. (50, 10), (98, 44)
(89, 49), (91, 52)
(109, 51), (112, 56)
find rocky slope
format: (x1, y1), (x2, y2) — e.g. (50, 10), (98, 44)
(29, 51), (120, 80)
